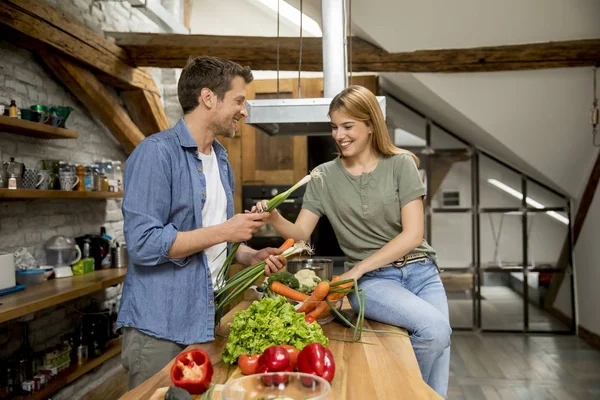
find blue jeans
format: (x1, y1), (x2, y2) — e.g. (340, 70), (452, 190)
(348, 259), (451, 398)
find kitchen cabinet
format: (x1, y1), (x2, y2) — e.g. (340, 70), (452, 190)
(240, 78), (310, 186)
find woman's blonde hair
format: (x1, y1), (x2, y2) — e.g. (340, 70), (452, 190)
(328, 85), (419, 166)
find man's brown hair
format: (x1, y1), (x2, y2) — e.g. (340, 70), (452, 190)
(177, 56), (253, 114)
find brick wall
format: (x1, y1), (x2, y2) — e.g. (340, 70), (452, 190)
(0, 1), (168, 398)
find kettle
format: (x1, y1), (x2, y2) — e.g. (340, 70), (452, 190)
(6, 157), (24, 189)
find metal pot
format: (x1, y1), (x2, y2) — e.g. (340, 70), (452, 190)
(286, 259), (334, 281)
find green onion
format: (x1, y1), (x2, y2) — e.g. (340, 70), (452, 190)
(214, 241), (313, 326)
(214, 171), (323, 290)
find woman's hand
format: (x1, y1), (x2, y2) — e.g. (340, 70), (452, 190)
(245, 200), (280, 224)
(338, 266), (365, 284)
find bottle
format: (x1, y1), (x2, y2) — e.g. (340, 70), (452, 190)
(113, 161), (123, 191)
(76, 322), (88, 365)
(13, 323), (34, 391)
(8, 100), (17, 118)
(76, 165), (85, 191)
(110, 303), (118, 338)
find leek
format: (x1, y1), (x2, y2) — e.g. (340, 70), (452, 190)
(214, 170), (323, 290)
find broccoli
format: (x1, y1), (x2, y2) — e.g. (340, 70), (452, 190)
(266, 271), (300, 289)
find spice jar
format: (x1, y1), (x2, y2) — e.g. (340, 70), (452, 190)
(100, 174), (108, 192)
(8, 100), (17, 118)
(76, 165), (85, 191)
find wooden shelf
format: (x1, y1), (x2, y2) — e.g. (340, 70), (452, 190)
(0, 269), (127, 323)
(0, 189), (123, 199)
(15, 337), (122, 400)
(0, 115), (78, 139)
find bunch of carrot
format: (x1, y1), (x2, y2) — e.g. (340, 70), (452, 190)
(270, 277), (358, 330)
(271, 275), (412, 342)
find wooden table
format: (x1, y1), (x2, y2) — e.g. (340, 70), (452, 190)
(122, 301), (442, 400)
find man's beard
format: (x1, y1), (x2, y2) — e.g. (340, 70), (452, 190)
(210, 120), (236, 138)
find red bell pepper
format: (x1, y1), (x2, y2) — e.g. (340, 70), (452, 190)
(257, 345), (292, 385)
(297, 343), (335, 382)
(170, 349), (213, 395)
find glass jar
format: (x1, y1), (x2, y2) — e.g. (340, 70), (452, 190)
(100, 175), (108, 192)
(84, 165), (93, 191)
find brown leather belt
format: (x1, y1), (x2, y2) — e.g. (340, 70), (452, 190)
(392, 252), (428, 268)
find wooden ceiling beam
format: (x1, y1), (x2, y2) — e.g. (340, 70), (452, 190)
(107, 32), (600, 73)
(0, 0), (158, 93)
(42, 52), (146, 153)
(121, 89), (170, 136)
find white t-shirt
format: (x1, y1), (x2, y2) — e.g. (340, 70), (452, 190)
(197, 148), (227, 287)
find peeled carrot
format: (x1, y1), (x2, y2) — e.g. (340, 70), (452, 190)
(297, 281), (330, 313)
(270, 281), (309, 302)
(278, 238), (295, 252)
(307, 278), (355, 320)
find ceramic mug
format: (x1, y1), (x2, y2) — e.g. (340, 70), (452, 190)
(38, 170), (51, 190)
(59, 173), (79, 191)
(23, 168), (44, 189)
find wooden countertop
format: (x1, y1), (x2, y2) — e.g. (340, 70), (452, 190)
(0, 269), (127, 323)
(122, 300), (442, 400)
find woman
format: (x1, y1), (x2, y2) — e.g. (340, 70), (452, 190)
(252, 85), (451, 397)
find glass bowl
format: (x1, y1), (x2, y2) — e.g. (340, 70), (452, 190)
(222, 372), (330, 400)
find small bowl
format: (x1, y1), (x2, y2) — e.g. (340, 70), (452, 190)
(39, 265), (54, 280)
(222, 372), (330, 400)
(15, 269), (46, 286)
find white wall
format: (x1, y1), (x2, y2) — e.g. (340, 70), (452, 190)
(190, 0), (319, 36)
(574, 173), (600, 334)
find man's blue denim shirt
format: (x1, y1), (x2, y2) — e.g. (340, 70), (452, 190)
(116, 118), (234, 345)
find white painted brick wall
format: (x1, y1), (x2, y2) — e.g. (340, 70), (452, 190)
(0, 0), (168, 397)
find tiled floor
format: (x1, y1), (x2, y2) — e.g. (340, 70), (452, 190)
(448, 286), (571, 332)
(448, 332), (600, 399)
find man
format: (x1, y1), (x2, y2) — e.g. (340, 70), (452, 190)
(116, 56), (286, 389)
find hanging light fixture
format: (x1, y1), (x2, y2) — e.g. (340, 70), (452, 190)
(245, 0), (386, 136)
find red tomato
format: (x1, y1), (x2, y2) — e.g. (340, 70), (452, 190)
(280, 344), (299, 369)
(238, 354), (260, 375)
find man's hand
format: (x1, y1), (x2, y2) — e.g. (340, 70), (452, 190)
(249, 247), (287, 276)
(221, 213), (269, 242)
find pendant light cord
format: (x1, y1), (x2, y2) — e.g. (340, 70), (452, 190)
(298, 0), (303, 98)
(348, 0), (352, 86)
(592, 65), (599, 147)
(276, 0), (280, 98)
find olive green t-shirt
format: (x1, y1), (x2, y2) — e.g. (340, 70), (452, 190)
(302, 153), (437, 270)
